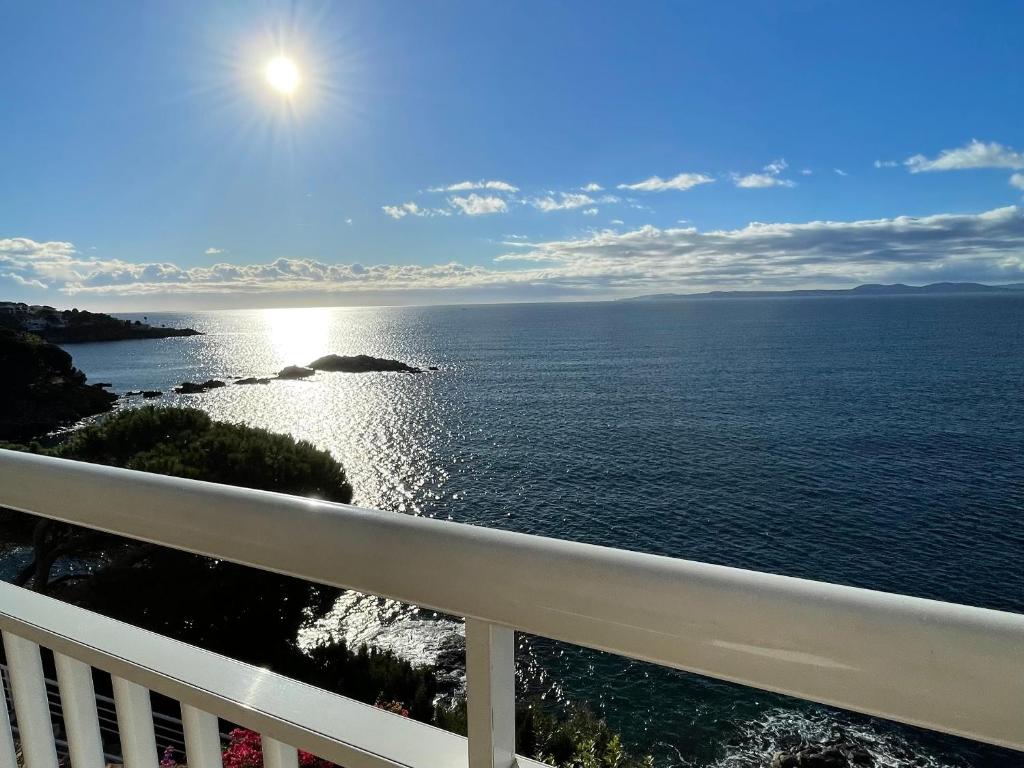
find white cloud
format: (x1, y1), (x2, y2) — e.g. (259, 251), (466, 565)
(448, 194), (508, 216)
(345, 218), (353, 226)
(5, 272), (47, 289)
(8, 207), (1023, 300)
(382, 202), (451, 219)
(531, 193), (596, 212)
(494, 206), (1024, 289)
(834, 168), (848, 177)
(1010, 173), (1024, 191)
(581, 183), (604, 192)
(617, 172), (714, 192)
(205, 247), (224, 255)
(905, 140), (1024, 173)
(582, 208), (599, 216)
(733, 173), (795, 188)
(383, 202), (423, 219)
(732, 158), (796, 188)
(874, 160), (899, 168)
(430, 180), (519, 193)
(610, 219), (624, 225)
(800, 169), (813, 175)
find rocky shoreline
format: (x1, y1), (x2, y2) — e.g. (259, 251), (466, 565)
(0, 328), (117, 441)
(0, 302), (201, 343)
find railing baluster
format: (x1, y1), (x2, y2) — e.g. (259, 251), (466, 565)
(261, 736), (298, 768)
(54, 653), (105, 768)
(2, 633), (58, 768)
(112, 676), (159, 768)
(465, 619), (515, 768)
(180, 704), (222, 768)
(0, 665), (17, 768)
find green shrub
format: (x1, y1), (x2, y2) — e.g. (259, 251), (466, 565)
(57, 406), (352, 501)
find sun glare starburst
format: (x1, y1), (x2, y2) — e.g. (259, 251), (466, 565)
(264, 55), (300, 95)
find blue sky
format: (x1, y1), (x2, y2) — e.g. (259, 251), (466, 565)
(2, 0), (1023, 309)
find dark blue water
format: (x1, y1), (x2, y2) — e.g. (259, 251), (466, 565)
(52, 296), (1024, 766)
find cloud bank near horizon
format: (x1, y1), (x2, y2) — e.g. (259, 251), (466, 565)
(3, 206), (1024, 305)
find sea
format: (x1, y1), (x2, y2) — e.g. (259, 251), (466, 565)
(28, 296), (1024, 766)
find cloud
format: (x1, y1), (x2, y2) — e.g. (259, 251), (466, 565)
(905, 140), (1024, 173)
(6, 206), (1023, 302)
(345, 218), (353, 225)
(1010, 173), (1024, 191)
(205, 247), (224, 255)
(582, 208), (598, 216)
(448, 194), (508, 215)
(429, 180), (518, 193)
(732, 158), (796, 188)
(800, 169), (813, 175)
(382, 202), (450, 219)
(530, 193), (596, 212)
(494, 205), (1024, 289)
(617, 172), (714, 192)
(874, 160), (899, 168)
(733, 174), (795, 188)
(581, 183), (604, 192)
(383, 202), (425, 219)
(834, 168), (848, 177)
(734, 174), (792, 188)
(4, 272), (47, 289)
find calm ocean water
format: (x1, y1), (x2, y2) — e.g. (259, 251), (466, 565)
(58, 296), (1024, 767)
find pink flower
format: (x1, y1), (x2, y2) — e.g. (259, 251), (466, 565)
(222, 729), (335, 768)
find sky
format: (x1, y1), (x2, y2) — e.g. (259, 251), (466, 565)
(1, 0), (1023, 310)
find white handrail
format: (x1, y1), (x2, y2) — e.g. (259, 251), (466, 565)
(0, 449), (1022, 751)
(0, 584), (515, 768)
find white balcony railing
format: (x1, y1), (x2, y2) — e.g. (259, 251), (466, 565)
(0, 448), (1021, 768)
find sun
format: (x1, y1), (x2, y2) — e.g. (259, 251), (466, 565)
(264, 55), (300, 95)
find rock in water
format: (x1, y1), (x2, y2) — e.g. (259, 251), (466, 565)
(174, 380), (226, 394)
(235, 377), (272, 386)
(770, 742), (874, 767)
(276, 365), (315, 380)
(306, 354), (422, 374)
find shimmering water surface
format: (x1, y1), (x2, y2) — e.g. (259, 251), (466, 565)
(65, 297), (1024, 767)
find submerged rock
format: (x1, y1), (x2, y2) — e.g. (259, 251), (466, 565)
(307, 354), (422, 374)
(276, 365), (315, 380)
(174, 380), (226, 395)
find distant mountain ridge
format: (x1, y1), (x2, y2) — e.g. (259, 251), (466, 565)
(620, 282), (1024, 302)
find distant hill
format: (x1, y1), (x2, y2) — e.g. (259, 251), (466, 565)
(620, 282), (1024, 302)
